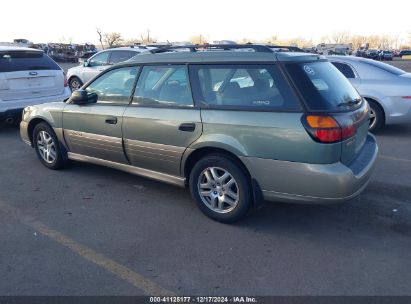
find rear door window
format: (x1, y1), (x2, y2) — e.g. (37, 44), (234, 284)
(109, 50), (136, 64)
(0, 51), (61, 72)
(285, 61), (362, 111)
(189, 64), (300, 110)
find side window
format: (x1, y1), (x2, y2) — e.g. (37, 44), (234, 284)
(133, 65), (193, 107)
(109, 51), (136, 64)
(85, 67), (139, 104)
(89, 51), (110, 67)
(190, 64), (300, 110)
(331, 62), (356, 78)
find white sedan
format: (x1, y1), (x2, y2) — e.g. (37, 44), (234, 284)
(327, 55), (411, 131)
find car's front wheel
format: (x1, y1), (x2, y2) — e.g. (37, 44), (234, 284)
(33, 123), (68, 170)
(189, 154), (251, 223)
(367, 100), (384, 132)
(69, 77), (83, 91)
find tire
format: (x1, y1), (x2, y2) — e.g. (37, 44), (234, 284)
(33, 122), (68, 170)
(367, 100), (384, 132)
(69, 76), (83, 91)
(189, 154), (251, 223)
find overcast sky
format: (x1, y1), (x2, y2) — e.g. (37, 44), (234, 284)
(1, 0), (410, 45)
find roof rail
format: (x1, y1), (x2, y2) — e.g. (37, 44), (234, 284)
(149, 44), (275, 54)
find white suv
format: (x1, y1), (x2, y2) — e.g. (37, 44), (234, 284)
(0, 46), (70, 124)
(66, 47), (150, 91)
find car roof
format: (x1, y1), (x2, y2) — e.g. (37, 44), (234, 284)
(123, 51), (322, 65)
(0, 46), (42, 52)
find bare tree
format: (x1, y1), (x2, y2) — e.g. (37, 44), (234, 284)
(322, 31), (352, 44)
(139, 29), (154, 44)
(96, 28), (104, 50)
(351, 35), (368, 49)
(123, 38), (143, 46)
(104, 32), (123, 48)
(189, 35), (208, 45)
(265, 35), (279, 44)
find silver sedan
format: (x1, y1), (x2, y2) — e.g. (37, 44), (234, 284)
(327, 55), (411, 131)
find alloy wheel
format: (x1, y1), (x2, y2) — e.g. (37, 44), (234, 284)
(37, 131), (57, 164)
(197, 167), (239, 213)
(70, 79), (81, 90)
(369, 107), (376, 130)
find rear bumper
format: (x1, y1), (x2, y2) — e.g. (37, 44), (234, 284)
(0, 88), (71, 114)
(241, 134), (378, 204)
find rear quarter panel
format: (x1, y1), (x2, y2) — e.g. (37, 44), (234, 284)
(191, 110), (341, 164)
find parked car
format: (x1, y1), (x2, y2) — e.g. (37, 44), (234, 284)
(379, 50), (393, 61)
(328, 56), (411, 131)
(20, 45), (377, 223)
(399, 50), (411, 58)
(66, 47), (150, 91)
(365, 49), (379, 60)
(0, 46), (70, 124)
(393, 50), (401, 57)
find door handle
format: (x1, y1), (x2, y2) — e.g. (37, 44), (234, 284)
(179, 123), (196, 132)
(105, 117), (118, 124)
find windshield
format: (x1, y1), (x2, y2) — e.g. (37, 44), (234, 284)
(0, 51), (61, 72)
(285, 61), (362, 111)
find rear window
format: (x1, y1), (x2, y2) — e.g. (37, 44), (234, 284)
(285, 61), (362, 111)
(0, 51), (61, 72)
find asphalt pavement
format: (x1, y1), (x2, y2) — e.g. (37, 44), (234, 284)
(0, 122), (410, 296)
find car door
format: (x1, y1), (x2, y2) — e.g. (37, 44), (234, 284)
(331, 61), (361, 89)
(63, 66), (139, 164)
(82, 51), (111, 83)
(122, 65), (202, 176)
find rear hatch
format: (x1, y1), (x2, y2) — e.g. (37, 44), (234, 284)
(0, 50), (64, 101)
(284, 60), (369, 165)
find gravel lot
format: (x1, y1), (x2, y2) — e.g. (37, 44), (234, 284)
(0, 58), (410, 297)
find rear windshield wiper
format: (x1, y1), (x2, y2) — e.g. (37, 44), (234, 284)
(338, 98), (362, 107)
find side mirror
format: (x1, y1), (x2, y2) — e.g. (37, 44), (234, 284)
(70, 89), (98, 105)
(83, 60), (90, 67)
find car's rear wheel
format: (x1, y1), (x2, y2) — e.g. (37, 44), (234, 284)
(33, 123), (68, 170)
(367, 100), (384, 132)
(69, 77), (83, 91)
(189, 154), (251, 223)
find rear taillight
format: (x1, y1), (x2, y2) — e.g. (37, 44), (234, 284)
(401, 96), (411, 99)
(303, 115), (357, 143)
(63, 73), (68, 87)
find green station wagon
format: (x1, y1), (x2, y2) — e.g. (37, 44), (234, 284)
(20, 45), (378, 222)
